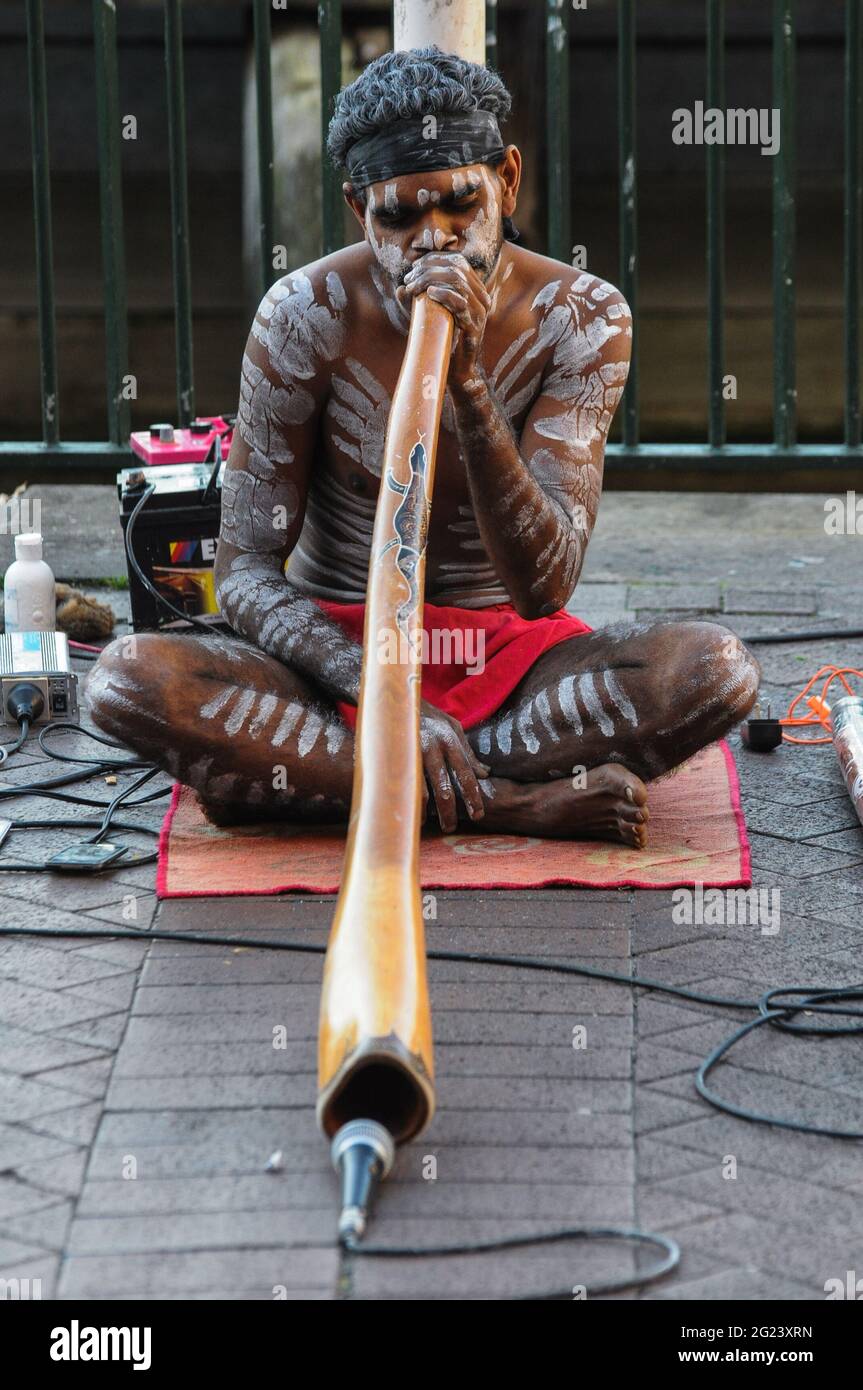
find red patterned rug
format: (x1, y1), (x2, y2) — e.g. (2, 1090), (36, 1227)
(156, 741), (750, 897)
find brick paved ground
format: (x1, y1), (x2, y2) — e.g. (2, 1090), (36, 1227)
(1, 490), (861, 1300)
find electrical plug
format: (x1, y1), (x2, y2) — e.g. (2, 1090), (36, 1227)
(741, 698), (783, 752)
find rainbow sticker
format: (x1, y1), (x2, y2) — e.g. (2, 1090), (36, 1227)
(169, 539), (199, 564)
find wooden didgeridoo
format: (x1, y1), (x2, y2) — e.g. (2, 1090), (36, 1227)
(317, 290), (454, 1245)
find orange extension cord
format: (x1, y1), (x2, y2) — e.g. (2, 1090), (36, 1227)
(780, 665), (863, 745)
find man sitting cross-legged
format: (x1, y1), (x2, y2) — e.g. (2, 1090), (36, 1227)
(88, 46), (759, 847)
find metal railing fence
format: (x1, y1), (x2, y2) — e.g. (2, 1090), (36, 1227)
(3, 0), (861, 484)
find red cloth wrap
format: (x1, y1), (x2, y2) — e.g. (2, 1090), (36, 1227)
(312, 597), (592, 732)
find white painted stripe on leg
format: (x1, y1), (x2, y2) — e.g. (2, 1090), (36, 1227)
(247, 692), (279, 739)
(577, 672), (615, 737)
(603, 670), (638, 728)
(271, 701), (304, 748)
(515, 699), (540, 754)
(199, 685), (239, 720)
(297, 709), (324, 757)
(534, 688), (560, 743)
(495, 712), (514, 756)
(224, 688), (257, 737)
(557, 675), (583, 735)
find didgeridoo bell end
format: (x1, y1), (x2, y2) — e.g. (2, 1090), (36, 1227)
(331, 1118), (395, 1248)
(317, 1032), (435, 1146)
(319, 1035), (433, 1245)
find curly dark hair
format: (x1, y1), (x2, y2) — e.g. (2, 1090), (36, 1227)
(327, 45), (519, 239)
(326, 44), (513, 171)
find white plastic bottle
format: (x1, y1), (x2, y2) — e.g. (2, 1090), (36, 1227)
(3, 533), (56, 632)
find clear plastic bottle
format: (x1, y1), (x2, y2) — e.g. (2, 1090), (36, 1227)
(3, 532), (56, 632)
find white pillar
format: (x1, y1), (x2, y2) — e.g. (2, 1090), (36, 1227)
(393, 0), (486, 64)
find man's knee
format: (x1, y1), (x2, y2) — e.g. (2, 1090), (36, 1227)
(86, 633), (179, 735)
(680, 621), (760, 721)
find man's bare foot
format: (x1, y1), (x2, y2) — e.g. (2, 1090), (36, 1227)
(460, 763), (650, 847)
(194, 763), (648, 848)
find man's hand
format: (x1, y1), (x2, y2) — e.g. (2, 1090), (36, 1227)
(420, 698), (491, 832)
(396, 252), (492, 390)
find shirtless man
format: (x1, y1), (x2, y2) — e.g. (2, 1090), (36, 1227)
(88, 45), (760, 847)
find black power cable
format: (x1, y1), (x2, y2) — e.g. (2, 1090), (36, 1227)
(0, 723), (170, 869)
(742, 627), (863, 645)
(0, 680), (46, 765)
(1, 912), (861, 1293)
(0, 718), (32, 766)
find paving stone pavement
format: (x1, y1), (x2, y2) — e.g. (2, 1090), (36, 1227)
(0, 491), (861, 1301)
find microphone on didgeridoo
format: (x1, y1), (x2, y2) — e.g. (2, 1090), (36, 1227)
(317, 291), (454, 1246)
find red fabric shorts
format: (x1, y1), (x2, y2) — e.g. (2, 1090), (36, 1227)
(312, 598), (592, 732)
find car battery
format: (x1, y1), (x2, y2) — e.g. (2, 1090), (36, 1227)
(118, 449), (226, 632)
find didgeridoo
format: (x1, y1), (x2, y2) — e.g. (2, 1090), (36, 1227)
(317, 290), (454, 1244)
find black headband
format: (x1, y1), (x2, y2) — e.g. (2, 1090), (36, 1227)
(344, 110), (508, 191)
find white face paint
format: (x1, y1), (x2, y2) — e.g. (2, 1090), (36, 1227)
(414, 225), (456, 252)
(461, 169), (501, 270)
(365, 199), (411, 281)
